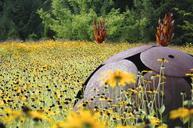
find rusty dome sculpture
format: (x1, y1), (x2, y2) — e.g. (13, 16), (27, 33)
(74, 13), (193, 127)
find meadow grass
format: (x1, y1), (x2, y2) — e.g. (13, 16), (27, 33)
(0, 40), (192, 128)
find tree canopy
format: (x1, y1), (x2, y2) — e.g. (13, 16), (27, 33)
(0, 0), (192, 44)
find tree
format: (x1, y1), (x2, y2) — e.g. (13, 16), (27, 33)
(39, 0), (149, 42)
(39, 0), (115, 40)
(0, 0), (49, 41)
(171, 0), (193, 44)
(0, 0), (192, 44)
(0, 0), (18, 40)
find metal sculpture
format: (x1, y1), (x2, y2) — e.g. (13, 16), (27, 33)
(93, 19), (107, 44)
(156, 13), (174, 46)
(74, 13), (193, 127)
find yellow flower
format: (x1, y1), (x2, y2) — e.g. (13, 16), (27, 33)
(190, 109), (193, 115)
(0, 100), (4, 106)
(52, 121), (66, 128)
(3, 116), (16, 124)
(62, 110), (106, 128)
(157, 58), (169, 63)
(149, 116), (160, 126)
(146, 90), (158, 94)
(118, 101), (128, 106)
(128, 88), (138, 94)
(170, 107), (190, 119)
(19, 96), (27, 101)
(125, 112), (134, 117)
(104, 70), (136, 88)
(185, 73), (193, 77)
(116, 125), (136, 128)
(3, 109), (23, 124)
(28, 111), (51, 122)
(157, 124), (168, 128)
(4, 109), (23, 117)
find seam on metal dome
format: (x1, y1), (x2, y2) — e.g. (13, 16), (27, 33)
(126, 53), (150, 72)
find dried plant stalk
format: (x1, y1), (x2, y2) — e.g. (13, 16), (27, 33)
(156, 13), (174, 46)
(93, 19), (107, 44)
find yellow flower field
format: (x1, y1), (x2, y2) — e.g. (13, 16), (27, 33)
(0, 40), (192, 128)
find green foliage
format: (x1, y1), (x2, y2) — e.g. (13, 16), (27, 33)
(173, 5), (193, 44)
(39, 0), (113, 40)
(0, 0), (17, 40)
(120, 10), (148, 42)
(105, 9), (125, 41)
(39, 0), (149, 42)
(0, 0), (48, 41)
(0, 0), (192, 44)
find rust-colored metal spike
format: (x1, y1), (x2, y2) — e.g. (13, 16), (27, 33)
(156, 13), (174, 46)
(93, 19), (107, 44)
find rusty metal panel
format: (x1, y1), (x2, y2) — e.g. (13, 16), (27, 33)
(140, 47), (193, 77)
(144, 71), (191, 113)
(103, 45), (154, 64)
(83, 60), (138, 108)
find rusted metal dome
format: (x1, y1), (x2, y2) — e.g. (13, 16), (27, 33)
(141, 46), (193, 77)
(74, 44), (193, 127)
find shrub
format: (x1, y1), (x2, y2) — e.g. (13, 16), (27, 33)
(38, 0), (149, 42)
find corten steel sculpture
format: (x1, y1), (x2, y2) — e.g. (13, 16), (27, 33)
(93, 19), (107, 44)
(156, 13), (174, 46)
(74, 13), (193, 127)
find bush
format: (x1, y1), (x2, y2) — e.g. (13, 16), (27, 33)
(38, 0), (149, 42)
(173, 7), (193, 44)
